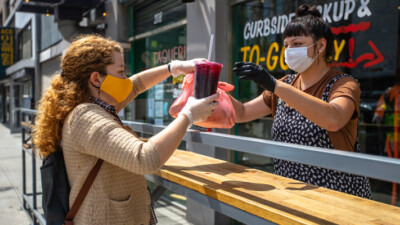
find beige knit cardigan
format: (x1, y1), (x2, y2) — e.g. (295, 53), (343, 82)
(62, 77), (161, 225)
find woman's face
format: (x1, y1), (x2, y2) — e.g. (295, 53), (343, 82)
(105, 52), (127, 79)
(283, 35), (319, 58)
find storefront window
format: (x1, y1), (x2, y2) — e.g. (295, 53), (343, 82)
(132, 26), (186, 125)
(129, 0), (186, 125)
(232, 0), (399, 205)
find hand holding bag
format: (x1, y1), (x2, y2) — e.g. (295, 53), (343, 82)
(169, 73), (236, 129)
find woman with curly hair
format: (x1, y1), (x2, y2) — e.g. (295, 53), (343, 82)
(231, 4), (371, 199)
(33, 34), (218, 224)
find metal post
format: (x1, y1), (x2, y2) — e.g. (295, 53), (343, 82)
(32, 15), (41, 224)
(21, 116), (27, 210)
(32, 147), (38, 225)
(33, 14), (42, 108)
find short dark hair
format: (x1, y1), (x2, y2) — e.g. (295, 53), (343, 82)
(283, 4), (334, 62)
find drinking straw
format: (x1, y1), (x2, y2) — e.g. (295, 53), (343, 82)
(207, 34), (214, 132)
(208, 34), (214, 61)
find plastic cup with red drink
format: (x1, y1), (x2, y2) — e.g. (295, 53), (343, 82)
(194, 61), (223, 99)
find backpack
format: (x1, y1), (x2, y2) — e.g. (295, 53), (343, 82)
(40, 148), (102, 225)
(41, 149), (70, 225)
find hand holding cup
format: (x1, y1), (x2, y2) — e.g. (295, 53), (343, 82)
(169, 58), (207, 77)
(179, 93), (220, 127)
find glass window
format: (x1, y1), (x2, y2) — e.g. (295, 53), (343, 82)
(132, 26), (186, 125)
(40, 14), (62, 50)
(21, 81), (31, 109)
(232, 0), (399, 205)
(18, 23), (32, 60)
(126, 1), (187, 124)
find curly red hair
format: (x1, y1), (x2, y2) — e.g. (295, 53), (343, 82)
(33, 34), (123, 158)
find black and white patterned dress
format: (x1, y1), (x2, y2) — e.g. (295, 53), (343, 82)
(272, 74), (372, 199)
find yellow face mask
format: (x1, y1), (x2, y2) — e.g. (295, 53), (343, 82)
(99, 75), (133, 103)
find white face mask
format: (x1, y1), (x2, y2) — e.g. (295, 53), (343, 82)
(284, 41), (319, 73)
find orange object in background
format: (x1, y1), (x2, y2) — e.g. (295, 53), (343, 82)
(374, 85), (400, 205)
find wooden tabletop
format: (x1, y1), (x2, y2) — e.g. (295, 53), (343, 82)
(155, 150), (400, 225)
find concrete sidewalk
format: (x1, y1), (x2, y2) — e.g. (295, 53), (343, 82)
(0, 123), (31, 225)
(0, 123), (192, 225)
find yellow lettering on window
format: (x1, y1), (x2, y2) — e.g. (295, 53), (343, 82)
(249, 45), (260, 65)
(334, 39), (345, 61)
(267, 42), (279, 71)
(240, 46), (251, 62)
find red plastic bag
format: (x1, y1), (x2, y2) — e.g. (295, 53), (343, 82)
(169, 73), (236, 128)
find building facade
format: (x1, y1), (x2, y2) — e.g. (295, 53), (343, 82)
(124, 1), (400, 208)
(0, 0), (398, 224)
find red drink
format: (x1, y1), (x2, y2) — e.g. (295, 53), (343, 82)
(194, 61), (223, 98)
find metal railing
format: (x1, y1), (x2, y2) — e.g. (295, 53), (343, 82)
(20, 108), (400, 225)
(20, 108), (45, 225)
(125, 120), (400, 184)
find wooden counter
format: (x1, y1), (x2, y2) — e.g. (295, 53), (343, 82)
(154, 150), (400, 225)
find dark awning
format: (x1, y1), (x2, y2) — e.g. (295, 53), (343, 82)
(17, 4), (54, 14)
(16, 0), (103, 19)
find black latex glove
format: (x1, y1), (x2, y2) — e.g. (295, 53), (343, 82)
(233, 62), (276, 93)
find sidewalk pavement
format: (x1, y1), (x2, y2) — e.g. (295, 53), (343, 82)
(0, 123), (31, 225)
(0, 123), (193, 225)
